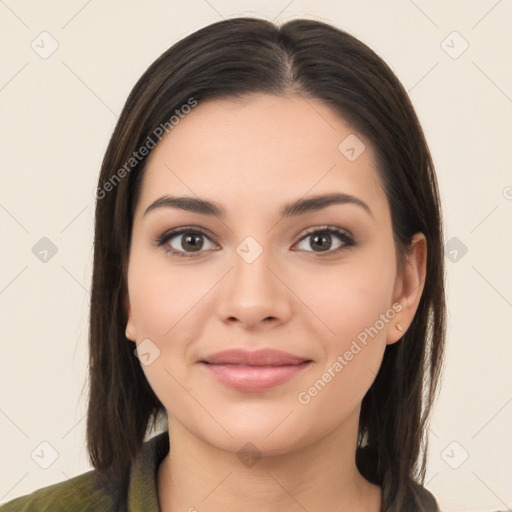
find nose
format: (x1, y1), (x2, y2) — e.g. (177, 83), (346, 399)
(215, 244), (293, 330)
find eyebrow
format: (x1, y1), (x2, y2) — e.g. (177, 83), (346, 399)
(143, 192), (373, 219)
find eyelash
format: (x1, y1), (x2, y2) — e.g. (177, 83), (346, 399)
(153, 225), (356, 258)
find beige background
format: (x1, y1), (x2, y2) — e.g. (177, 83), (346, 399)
(1, 1), (511, 511)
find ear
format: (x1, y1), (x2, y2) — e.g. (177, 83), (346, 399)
(124, 290), (137, 342)
(387, 232), (427, 345)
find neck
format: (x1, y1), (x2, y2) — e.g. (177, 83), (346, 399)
(157, 409), (382, 512)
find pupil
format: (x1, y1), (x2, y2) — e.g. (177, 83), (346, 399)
(183, 234), (203, 251)
(312, 233), (331, 252)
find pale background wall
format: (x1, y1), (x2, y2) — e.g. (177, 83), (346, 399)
(0, 1), (511, 511)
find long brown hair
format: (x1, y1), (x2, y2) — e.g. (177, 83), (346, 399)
(87, 17), (445, 511)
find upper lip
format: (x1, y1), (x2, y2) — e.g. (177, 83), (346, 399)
(200, 349), (311, 366)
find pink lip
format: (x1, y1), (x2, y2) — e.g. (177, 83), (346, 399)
(199, 349), (313, 392)
(201, 348), (310, 366)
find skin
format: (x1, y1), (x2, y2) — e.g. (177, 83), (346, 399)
(124, 93), (427, 512)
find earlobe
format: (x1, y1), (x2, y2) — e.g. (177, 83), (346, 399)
(125, 320), (136, 342)
(385, 322), (405, 346)
(387, 232), (427, 345)
(124, 292), (136, 342)
(125, 330), (136, 342)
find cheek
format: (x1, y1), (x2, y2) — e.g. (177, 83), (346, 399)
(296, 271), (394, 413)
(290, 249), (396, 404)
(126, 247), (220, 399)
(292, 251), (397, 342)
(127, 245), (215, 339)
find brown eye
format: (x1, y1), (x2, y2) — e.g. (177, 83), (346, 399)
(156, 228), (216, 257)
(178, 233), (205, 252)
(294, 227), (355, 254)
(155, 225), (355, 258)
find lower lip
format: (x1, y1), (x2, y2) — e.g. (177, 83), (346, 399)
(200, 362), (312, 392)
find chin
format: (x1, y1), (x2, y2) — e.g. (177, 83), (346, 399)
(196, 420), (317, 458)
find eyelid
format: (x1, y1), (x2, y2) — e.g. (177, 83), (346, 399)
(297, 225), (353, 242)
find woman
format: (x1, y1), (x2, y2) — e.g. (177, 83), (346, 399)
(0, 16), (445, 512)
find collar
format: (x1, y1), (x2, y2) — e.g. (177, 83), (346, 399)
(127, 431), (169, 512)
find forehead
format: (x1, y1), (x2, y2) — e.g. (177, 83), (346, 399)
(136, 94), (387, 219)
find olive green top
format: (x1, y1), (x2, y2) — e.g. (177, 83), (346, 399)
(0, 431), (439, 511)
(0, 432), (169, 512)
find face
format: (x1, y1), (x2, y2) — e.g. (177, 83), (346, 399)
(125, 93), (424, 456)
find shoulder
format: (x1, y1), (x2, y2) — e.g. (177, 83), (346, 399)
(0, 470), (118, 512)
(0, 431), (169, 512)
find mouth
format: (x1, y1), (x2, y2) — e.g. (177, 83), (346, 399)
(198, 348), (313, 392)
(200, 348), (311, 366)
